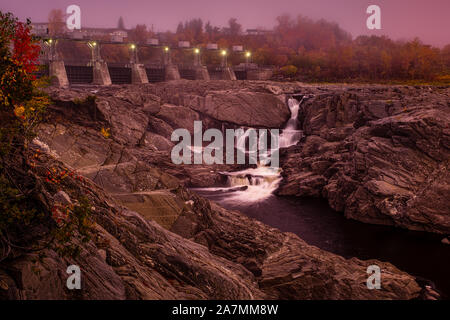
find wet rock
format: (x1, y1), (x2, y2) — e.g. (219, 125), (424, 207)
(280, 86), (450, 234)
(18, 82), (432, 300)
(41, 83), (449, 235)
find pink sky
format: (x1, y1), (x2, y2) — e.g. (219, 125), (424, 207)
(1, 0), (449, 47)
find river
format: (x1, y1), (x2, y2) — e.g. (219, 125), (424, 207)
(192, 97), (449, 299)
(194, 187), (449, 299)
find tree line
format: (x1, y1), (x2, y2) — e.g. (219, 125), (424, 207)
(169, 15), (450, 82)
(48, 10), (450, 82)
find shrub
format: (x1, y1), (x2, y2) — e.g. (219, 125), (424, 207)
(0, 11), (92, 261)
(280, 65), (298, 77)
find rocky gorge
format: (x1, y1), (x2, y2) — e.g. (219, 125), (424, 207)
(278, 85), (450, 234)
(1, 80), (448, 300)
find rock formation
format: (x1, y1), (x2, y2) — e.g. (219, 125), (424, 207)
(0, 144), (420, 300)
(278, 85), (450, 234)
(3, 80), (446, 299)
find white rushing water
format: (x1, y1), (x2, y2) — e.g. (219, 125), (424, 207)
(279, 97), (303, 148)
(193, 165), (282, 203)
(194, 97), (304, 203)
(224, 165), (282, 202)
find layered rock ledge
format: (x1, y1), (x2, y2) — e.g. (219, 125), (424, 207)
(278, 85), (450, 234)
(0, 147), (420, 300)
(3, 80), (447, 299)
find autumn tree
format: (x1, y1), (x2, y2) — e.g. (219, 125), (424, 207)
(227, 18), (242, 37)
(48, 9), (65, 36)
(117, 16), (125, 30)
(175, 18), (205, 44)
(1, 12), (94, 260)
(37, 10), (450, 82)
(176, 22), (184, 34)
(129, 24), (150, 44)
(0, 11), (50, 255)
(204, 21), (221, 42)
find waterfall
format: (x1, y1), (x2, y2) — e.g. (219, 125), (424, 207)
(223, 165), (282, 202)
(279, 97), (303, 148)
(192, 95), (307, 203)
(227, 166), (281, 187)
(192, 165), (281, 203)
(221, 96), (305, 202)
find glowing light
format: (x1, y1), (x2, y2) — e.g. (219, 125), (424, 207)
(221, 50), (227, 56)
(194, 48), (200, 54)
(245, 51), (251, 57)
(164, 46), (169, 52)
(130, 44), (136, 49)
(48, 39), (53, 44)
(87, 41), (97, 49)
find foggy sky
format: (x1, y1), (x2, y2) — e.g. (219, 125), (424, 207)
(1, 0), (449, 47)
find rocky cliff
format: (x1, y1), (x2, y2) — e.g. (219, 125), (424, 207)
(41, 81), (449, 234)
(0, 148), (420, 299)
(278, 85), (450, 234)
(3, 80), (446, 300)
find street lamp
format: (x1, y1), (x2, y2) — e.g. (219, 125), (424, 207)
(245, 51), (251, 65)
(163, 46), (170, 65)
(129, 44), (138, 63)
(193, 48), (201, 65)
(87, 41), (100, 62)
(220, 50), (228, 67)
(45, 39), (56, 61)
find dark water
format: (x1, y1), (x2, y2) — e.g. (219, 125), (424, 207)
(193, 189), (450, 299)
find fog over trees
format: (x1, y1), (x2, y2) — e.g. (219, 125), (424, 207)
(168, 15), (449, 81)
(53, 12), (450, 82)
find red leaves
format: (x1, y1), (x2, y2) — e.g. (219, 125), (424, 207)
(44, 167), (83, 186)
(12, 21), (40, 75)
(1, 15), (43, 111)
(51, 204), (69, 227)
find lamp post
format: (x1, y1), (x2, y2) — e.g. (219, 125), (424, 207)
(194, 48), (200, 66)
(87, 41), (100, 63)
(163, 46), (171, 65)
(45, 38), (58, 61)
(245, 51), (251, 67)
(221, 49), (227, 67)
(129, 43), (138, 64)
